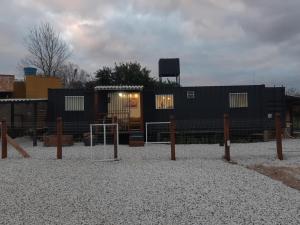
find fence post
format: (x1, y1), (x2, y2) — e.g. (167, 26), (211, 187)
(33, 102), (38, 146)
(113, 116), (118, 160)
(56, 117), (62, 159)
(275, 113), (283, 160)
(1, 120), (7, 159)
(224, 114), (230, 161)
(170, 115), (176, 161)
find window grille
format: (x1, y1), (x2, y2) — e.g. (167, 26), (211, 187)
(65, 96), (84, 111)
(229, 93), (248, 108)
(155, 94), (174, 109)
(187, 91), (195, 99)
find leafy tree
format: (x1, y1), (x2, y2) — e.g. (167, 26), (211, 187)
(21, 22), (71, 76)
(286, 88), (300, 97)
(87, 62), (179, 88)
(94, 66), (113, 85)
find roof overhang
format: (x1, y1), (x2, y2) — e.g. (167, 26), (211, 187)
(94, 85), (144, 91)
(0, 98), (47, 103)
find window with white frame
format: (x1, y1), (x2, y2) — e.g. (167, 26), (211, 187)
(65, 96), (84, 111)
(187, 91), (195, 99)
(229, 93), (248, 108)
(155, 94), (174, 109)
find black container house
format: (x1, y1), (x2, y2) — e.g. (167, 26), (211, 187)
(47, 84), (286, 143)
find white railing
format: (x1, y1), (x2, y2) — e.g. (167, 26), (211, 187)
(145, 121), (171, 144)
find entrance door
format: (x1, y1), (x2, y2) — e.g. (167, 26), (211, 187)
(107, 92), (141, 131)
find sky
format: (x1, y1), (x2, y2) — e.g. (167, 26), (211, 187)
(0, 0), (300, 88)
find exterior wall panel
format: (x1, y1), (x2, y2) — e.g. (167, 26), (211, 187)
(26, 75), (63, 99)
(0, 75), (14, 92)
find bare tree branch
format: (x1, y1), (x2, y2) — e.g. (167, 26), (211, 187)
(57, 62), (91, 88)
(22, 22), (71, 76)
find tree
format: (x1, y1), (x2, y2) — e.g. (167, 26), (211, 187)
(94, 66), (113, 85)
(87, 62), (179, 88)
(286, 88), (300, 97)
(58, 62), (92, 88)
(22, 22), (71, 76)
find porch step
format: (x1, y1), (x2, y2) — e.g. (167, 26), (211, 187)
(129, 140), (145, 147)
(129, 130), (144, 147)
(129, 118), (143, 131)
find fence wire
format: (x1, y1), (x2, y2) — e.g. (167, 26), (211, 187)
(0, 117), (289, 145)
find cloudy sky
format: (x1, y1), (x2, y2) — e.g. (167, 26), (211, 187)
(0, 0), (300, 88)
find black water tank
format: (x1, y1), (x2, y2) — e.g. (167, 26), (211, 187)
(159, 58), (180, 77)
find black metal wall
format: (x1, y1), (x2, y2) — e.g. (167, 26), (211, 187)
(47, 85), (286, 135)
(143, 85), (286, 130)
(47, 89), (94, 135)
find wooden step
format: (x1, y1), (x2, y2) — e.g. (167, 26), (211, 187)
(129, 140), (144, 147)
(129, 130), (144, 147)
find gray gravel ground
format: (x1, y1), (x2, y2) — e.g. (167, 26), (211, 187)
(0, 138), (299, 224)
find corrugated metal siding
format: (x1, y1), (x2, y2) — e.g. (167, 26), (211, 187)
(47, 85), (286, 134)
(143, 85), (273, 130)
(48, 89), (94, 134)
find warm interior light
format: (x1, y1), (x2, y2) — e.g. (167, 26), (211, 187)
(118, 93), (123, 97)
(167, 97), (171, 100)
(129, 94), (132, 98)
(134, 94), (139, 98)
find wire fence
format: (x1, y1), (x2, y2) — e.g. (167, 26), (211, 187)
(1, 113), (298, 162)
(145, 122), (171, 144)
(0, 118), (281, 144)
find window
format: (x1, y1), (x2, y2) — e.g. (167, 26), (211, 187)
(187, 91), (195, 99)
(229, 93), (248, 108)
(65, 96), (84, 111)
(155, 94), (174, 109)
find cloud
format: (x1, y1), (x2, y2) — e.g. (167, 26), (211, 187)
(0, 0), (299, 88)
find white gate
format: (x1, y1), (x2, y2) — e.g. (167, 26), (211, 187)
(90, 123), (119, 161)
(145, 122), (171, 144)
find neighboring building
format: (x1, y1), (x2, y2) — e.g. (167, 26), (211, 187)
(24, 75), (63, 98)
(13, 68), (63, 99)
(0, 68), (62, 138)
(13, 80), (26, 98)
(0, 74), (14, 98)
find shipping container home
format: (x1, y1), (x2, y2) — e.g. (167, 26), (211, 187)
(47, 86), (144, 143)
(47, 84), (287, 143)
(144, 85), (285, 123)
(47, 89), (95, 136)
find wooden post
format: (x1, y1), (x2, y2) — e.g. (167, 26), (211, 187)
(10, 103), (15, 136)
(94, 91), (99, 121)
(275, 113), (283, 160)
(113, 116), (118, 160)
(56, 117), (62, 159)
(33, 102), (37, 146)
(170, 115), (176, 161)
(140, 92), (144, 133)
(1, 120), (7, 159)
(224, 114), (230, 161)
(6, 135), (30, 158)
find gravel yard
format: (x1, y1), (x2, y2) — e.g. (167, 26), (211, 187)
(0, 138), (300, 224)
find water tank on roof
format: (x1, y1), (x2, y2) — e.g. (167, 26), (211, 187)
(24, 67), (37, 76)
(159, 58), (180, 77)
